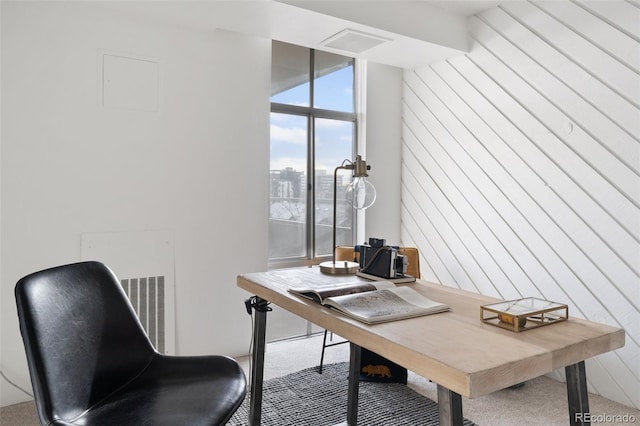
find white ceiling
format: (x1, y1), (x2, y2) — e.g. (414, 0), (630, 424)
(99, 0), (508, 69)
(429, 1), (505, 16)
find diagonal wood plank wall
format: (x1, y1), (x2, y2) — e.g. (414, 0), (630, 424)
(400, 0), (639, 408)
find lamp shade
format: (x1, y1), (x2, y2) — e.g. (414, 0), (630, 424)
(346, 176), (376, 210)
(320, 155), (375, 275)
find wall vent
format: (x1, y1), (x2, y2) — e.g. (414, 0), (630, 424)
(81, 230), (175, 354)
(121, 276), (166, 353)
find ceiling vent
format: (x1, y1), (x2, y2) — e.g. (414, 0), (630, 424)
(320, 29), (391, 54)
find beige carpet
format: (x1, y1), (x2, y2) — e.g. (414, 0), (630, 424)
(2, 334), (638, 425)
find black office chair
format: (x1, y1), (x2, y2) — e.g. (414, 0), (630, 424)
(15, 261), (246, 426)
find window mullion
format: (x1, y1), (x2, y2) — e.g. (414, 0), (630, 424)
(309, 48), (315, 111)
(307, 113), (315, 261)
(271, 102), (311, 115)
(307, 49), (316, 261)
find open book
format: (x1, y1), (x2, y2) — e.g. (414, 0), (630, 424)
(288, 280), (449, 324)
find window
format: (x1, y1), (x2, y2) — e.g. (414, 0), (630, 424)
(270, 41), (357, 265)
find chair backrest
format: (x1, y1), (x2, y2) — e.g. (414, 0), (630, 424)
(335, 245), (421, 278)
(335, 246), (359, 263)
(398, 247), (420, 279)
(15, 261), (156, 424)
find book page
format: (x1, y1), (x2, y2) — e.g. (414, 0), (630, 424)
(288, 280), (395, 303)
(324, 287), (448, 323)
(328, 289), (416, 319)
(392, 286), (449, 311)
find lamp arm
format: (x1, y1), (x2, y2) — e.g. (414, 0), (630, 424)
(332, 162), (353, 263)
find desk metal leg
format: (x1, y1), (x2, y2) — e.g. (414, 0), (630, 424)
(347, 343), (362, 425)
(249, 297), (268, 426)
(437, 385), (463, 426)
(566, 361), (590, 426)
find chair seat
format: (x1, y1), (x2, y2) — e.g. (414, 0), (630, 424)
(58, 354), (246, 426)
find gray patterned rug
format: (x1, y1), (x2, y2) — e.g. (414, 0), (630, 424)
(227, 362), (477, 425)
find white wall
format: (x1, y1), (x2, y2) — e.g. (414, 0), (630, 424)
(401, 1), (639, 408)
(1, 2), (270, 405)
(365, 62), (404, 244)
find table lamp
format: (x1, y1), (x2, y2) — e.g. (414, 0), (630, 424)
(320, 155), (376, 275)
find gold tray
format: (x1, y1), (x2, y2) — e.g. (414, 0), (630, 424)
(480, 297), (568, 332)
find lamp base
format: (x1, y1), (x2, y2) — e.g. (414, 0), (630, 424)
(319, 260), (359, 275)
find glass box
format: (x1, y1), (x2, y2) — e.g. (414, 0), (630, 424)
(480, 297), (568, 332)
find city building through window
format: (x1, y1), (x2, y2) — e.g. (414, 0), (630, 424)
(270, 41), (357, 266)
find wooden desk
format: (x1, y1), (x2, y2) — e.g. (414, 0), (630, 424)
(237, 267), (625, 426)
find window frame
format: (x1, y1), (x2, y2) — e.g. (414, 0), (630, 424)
(269, 45), (358, 268)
